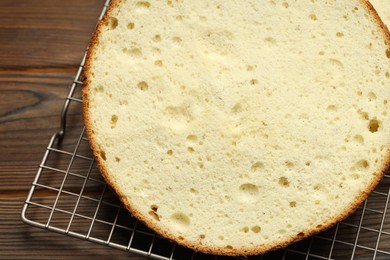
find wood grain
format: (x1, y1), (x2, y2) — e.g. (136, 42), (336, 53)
(0, 0), (105, 69)
(3, 199), (149, 260)
(0, 1), (149, 259)
(0, 69), (76, 190)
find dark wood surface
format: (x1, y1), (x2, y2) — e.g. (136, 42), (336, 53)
(0, 1), (147, 259)
(1, 1), (389, 260)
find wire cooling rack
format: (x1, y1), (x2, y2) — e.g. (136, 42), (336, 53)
(22, 1), (390, 259)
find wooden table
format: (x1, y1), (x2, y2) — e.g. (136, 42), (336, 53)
(0, 1), (147, 259)
(2, 1), (389, 260)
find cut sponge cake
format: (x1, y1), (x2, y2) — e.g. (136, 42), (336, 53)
(371, 0), (390, 26)
(83, 0), (390, 256)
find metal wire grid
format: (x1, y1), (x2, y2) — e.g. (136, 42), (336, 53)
(21, 1), (390, 259)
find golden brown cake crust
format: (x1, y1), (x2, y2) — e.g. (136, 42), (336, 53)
(82, 0), (390, 256)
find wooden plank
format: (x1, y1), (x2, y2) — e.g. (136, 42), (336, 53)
(0, 68), (84, 190)
(0, 0), (150, 258)
(1, 195), (149, 259)
(0, 0), (105, 68)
